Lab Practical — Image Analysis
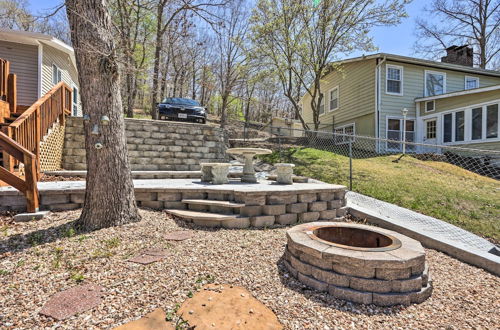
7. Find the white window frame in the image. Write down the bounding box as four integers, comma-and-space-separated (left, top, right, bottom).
328, 86, 339, 112
386, 64, 403, 96
424, 70, 446, 97
385, 116, 416, 152
72, 83, 79, 116
419, 99, 500, 145
333, 123, 356, 144
52, 63, 62, 85
425, 100, 435, 113
464, 76, 479, 90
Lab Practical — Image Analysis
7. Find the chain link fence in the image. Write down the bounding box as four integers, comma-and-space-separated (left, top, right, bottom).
260, 126, 500, 187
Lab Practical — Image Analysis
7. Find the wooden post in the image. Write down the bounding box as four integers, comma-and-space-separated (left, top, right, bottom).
60, 85, 66, 126
2, 126, 14, 172
35, 107, 41, 178
7, 73, 16, 113
23, 153, 39, 212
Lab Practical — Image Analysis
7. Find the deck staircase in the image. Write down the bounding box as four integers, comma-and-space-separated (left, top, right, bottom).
0, 58, 72, 212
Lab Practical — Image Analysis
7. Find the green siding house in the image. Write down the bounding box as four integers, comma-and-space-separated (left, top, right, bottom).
301, 48, 500, 151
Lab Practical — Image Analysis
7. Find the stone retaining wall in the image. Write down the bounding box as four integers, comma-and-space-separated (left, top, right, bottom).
62, 117, 227, 171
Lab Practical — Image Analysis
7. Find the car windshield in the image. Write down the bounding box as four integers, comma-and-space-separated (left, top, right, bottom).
162, 98, 200, 106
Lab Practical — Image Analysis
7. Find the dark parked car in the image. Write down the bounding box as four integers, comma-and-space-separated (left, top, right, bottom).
157, 98, 207, 124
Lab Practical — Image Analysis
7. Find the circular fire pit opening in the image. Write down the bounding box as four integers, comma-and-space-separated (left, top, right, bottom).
311, 226, 402, 251
284, 222, 433, 306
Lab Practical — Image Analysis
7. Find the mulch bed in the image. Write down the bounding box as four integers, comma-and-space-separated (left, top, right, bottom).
0, 209, 498, 329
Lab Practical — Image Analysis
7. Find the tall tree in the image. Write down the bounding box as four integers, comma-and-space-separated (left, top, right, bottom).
66, 0, 140, 230
415, 0, 500, 69
251, 0, 410, 130
214, 0, 249, 127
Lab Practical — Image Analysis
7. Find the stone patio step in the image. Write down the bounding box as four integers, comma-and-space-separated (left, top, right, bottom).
165, 209, 250, 228
181, 199, 245, 208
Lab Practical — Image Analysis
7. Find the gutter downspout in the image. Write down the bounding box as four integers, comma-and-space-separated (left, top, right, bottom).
375, 56, 386, 152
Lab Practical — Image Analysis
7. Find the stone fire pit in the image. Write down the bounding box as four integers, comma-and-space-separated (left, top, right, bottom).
284, 222, 432, 306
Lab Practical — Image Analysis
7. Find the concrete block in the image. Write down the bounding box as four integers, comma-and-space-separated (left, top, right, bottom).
41, 194, 69, 205
332, 263, 375, 279
298, 273, 328, 292
275, 213, 297, 225
14, 211, 49, 222
262, 204, 286, 216
298, 212, 320, 223
328, 200, 342, 210
48, 203, 81, 211
309, 201, 327, 212
290, 254, 312, 276
334, 190, 346, 200
141, 200, 164, 210
135, 192, 157, 201
372, 292, 411, 306
311, 266, 350, 287
318, 192, 336, 201
182, 192, 206, 200
240, 206, 262, 217
376, 267, 412, 280
336, 207, 348, 217
319, 210, 337, 220
286, 203, 308, 214
70, 194, 85, 204
221, 217, 250, 229
350, 276, 392, 293
298, 193, 317, 203
329, 285, 372, 304
267, 194, 298, 205
164, 202, 186, 209
250, 215, 275, 228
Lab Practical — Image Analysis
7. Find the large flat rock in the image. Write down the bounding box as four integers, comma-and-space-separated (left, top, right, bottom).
114, 308, 173, 330
177, 284, 282, 329
39, 284, 104, 320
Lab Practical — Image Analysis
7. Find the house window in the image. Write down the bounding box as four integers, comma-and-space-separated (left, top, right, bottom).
386, 65, 403, 95
318, 93, 325, 115
465, 76, 479, 90
486, 104, 498, 139
52, 64, 62, 85
471, 107, 483, 140
329, 87, 339, 111
334, 124, 355, 144
443, 113, 452, 143
425, 71, 445, 96
455, 111, 465, 142
425, 100, 435, 112
387, 118, 415, 151
425, 120, 437, 140
72, 86, 78, 116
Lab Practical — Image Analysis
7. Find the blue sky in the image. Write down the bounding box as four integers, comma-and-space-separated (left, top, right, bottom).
29, 0, 429, 57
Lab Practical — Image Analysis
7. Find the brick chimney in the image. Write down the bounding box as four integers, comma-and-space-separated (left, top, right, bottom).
441, 45, 473, 67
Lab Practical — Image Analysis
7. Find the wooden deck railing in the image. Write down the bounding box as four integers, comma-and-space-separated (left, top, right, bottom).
0, 131, 38, 212
0, 59, 8, 100
5, 82, 72, 175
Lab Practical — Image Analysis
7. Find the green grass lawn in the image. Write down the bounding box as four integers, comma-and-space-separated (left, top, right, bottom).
262, 148, 500, 242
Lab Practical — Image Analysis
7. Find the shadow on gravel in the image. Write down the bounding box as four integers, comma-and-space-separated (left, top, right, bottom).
275, 255, 408, 316
0, 218, 93, 255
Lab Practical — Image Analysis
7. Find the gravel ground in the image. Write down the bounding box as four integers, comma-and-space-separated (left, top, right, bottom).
0, 210, 499, 329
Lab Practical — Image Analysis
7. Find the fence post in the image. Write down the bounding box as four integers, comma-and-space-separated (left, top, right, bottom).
348, 139, 353, 191
278, 126, 282, 162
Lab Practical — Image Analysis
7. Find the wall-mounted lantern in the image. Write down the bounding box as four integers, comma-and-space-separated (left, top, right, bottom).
101, 115, 110, 126
91, 124, 99, 135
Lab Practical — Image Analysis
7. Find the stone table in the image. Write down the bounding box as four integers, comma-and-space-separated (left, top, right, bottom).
227, 147, 272, 183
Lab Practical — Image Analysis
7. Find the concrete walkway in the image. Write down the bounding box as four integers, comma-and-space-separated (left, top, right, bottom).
347, 191, 500, 276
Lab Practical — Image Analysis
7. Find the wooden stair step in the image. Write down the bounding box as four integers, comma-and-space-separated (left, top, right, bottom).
165, 209, 250, 229
181, 199, 245, 208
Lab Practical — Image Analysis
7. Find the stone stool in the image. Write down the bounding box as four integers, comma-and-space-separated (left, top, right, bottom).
211, 163, 231, 184
200, 163, 215, 182
275, 163, 295, 184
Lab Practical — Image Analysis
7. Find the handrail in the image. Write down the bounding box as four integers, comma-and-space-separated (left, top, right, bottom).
0, 131, 39, 212
5, 81, 72, 175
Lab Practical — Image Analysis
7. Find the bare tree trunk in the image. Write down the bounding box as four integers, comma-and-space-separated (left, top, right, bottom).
66, 0, 140, 230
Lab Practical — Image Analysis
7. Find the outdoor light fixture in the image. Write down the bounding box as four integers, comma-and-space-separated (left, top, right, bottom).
94, 142, 103, 150
83, 114, 90, 122
91, 124, 99, 135
100, 115, 110, 125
